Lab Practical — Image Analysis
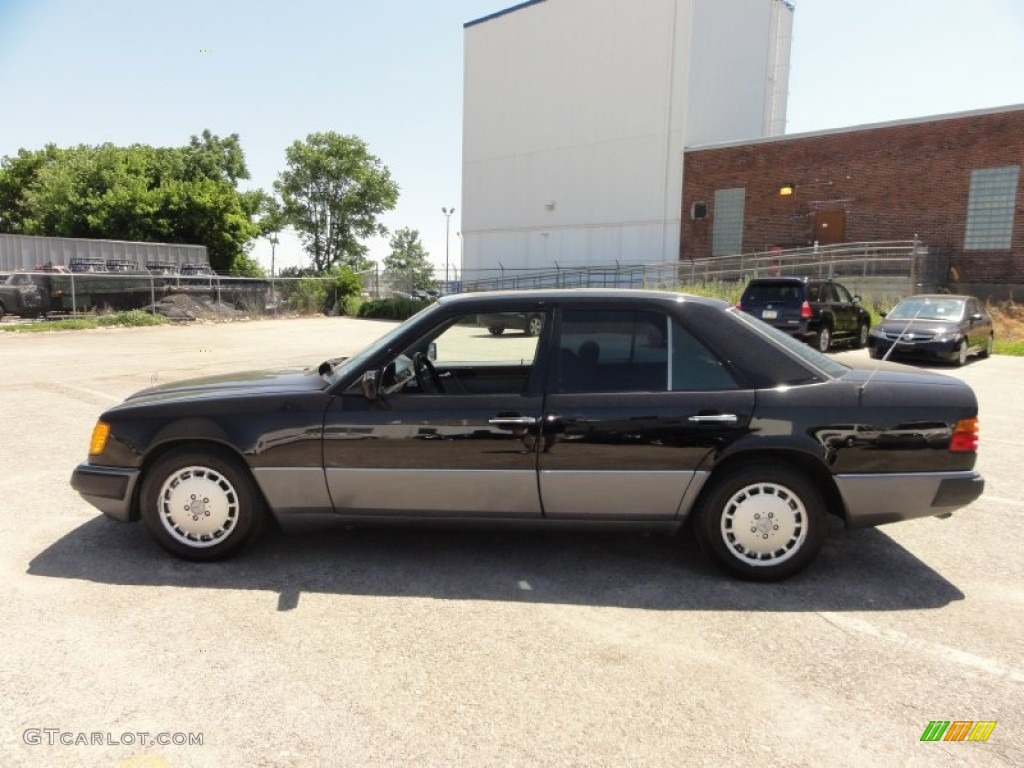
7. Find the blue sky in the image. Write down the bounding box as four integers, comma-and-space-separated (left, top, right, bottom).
2, 0, 1023, 275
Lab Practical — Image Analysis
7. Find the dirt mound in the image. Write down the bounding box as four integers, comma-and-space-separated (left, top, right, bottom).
146, 293, 249, 322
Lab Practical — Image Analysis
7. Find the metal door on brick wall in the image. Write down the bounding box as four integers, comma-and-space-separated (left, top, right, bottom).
813, 211, 846, 245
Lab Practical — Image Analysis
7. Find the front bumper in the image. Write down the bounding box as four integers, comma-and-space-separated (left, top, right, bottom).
868, 337, 958, 362
835, 471, 984, 528
70, 463, 140, 522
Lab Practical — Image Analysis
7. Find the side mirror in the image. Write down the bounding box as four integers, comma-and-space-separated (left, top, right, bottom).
361, 369, 380, 401
970, 312, 983, 322
852, 295, 862, 304
427, 342, 437, 361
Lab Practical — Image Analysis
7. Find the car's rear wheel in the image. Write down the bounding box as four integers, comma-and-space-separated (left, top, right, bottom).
814, 324, 832, 353
955, 339, 969, 367
487, 326, 505, 336
695, 462, 827, 581
139, 447, 266, 561
0, 303, 5, 322
526, 314, 544, 337
854, 322, 869, 349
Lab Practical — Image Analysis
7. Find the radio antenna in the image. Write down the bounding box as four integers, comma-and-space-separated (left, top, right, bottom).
859, 297, 932, 396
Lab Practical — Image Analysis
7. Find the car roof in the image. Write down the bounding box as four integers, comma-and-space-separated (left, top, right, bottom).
437, 288, 727, 307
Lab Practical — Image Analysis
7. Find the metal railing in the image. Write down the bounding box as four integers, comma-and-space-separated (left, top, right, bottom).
458, 240, 944, 297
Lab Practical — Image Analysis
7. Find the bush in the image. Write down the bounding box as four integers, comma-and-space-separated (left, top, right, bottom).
97, 310, 168, 327
286, 278, 329, 314
357, 297, 431, 320
342, 294, 364, 317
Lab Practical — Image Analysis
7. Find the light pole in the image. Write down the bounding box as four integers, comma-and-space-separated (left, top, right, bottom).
442, 206, 455, 288
268, 234, 279, 315
268, 234, 278, 277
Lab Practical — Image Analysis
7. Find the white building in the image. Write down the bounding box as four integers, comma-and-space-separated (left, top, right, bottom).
461, 0, 794, 281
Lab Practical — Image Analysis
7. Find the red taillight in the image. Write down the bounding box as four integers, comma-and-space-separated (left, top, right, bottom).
800, 300, 812, 319
949, 417, 979, 453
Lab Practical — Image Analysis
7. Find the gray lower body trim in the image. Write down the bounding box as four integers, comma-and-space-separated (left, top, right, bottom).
540, 470, 702, 520
835, 471, 984, 528
325, 468, 542, 518
252, 467, 334, 524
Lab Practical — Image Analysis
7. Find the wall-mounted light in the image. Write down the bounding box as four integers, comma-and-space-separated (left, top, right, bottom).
544, 200, 556, 211
779, 183, 795, 196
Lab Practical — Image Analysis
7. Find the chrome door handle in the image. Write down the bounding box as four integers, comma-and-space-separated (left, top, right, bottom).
489, 416, 539, 426
687, 414, 738, 424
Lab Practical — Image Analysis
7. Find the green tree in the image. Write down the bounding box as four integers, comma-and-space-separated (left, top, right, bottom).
383, 227, 435, 292
274, 132, 399, 273
0, 132, 263, 271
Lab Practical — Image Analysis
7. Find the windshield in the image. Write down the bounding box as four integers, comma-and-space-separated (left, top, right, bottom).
887, 297, 965, 322
325, 301, 442, 383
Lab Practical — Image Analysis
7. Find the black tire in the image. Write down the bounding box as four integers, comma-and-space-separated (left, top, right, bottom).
813, 324, 832, 353
525, 314, 544, 337
854, 322, 869, 349
954, 340, 968, 367
139, 446, 267, 561
487, 326, 505, 336
0, 302, 5, 322
694, 462, 828, 581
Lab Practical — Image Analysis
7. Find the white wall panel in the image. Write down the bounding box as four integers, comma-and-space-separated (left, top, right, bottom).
462, 0, 793, 277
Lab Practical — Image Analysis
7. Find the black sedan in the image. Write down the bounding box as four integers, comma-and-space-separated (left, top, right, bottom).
868, 294, 994, 366
71, 289, 984, 581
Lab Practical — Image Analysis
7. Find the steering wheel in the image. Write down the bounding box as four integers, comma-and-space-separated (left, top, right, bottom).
413, 352, 444, 393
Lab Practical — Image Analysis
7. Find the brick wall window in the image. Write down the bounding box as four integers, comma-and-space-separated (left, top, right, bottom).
712, 188, 745, 257
964, 166, 1019, 250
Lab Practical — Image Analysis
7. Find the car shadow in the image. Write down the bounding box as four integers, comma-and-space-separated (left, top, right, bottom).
27, 517, 964, 613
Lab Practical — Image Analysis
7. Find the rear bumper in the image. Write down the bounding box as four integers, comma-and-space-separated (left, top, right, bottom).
835, 471, 984, 528
70, 463, 140, 522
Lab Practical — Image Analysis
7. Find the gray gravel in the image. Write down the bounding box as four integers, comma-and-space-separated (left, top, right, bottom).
0, 318, 1021, 767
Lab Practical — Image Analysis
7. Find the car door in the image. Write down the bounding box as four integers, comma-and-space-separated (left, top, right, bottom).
537, 304, 755, 520
965, 297, 991, 351
321, 304, 548, 518
828, 283, 855, 338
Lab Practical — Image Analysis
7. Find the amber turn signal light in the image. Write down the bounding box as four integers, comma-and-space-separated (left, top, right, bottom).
88, 421, 111, 456
949, 417, 979, 453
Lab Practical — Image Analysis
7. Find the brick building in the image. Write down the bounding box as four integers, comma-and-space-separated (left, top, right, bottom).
681, 105, 1024, 298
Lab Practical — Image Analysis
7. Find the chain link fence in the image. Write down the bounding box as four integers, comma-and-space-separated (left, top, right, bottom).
1, 241, 951, 321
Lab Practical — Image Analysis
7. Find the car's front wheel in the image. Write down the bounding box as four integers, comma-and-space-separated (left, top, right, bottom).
955, 339, 969, 367
139, 446, 267, 561
695, 462, 827, 581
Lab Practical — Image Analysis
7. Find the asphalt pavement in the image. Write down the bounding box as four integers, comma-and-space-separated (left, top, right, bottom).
0, 318, 1021, 767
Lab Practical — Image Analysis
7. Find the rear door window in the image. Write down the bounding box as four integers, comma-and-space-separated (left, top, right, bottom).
555, 309, 737, 393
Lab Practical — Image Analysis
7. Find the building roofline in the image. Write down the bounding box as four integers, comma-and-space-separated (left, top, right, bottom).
685, 102, 1024, 152
464, 0, 547, 29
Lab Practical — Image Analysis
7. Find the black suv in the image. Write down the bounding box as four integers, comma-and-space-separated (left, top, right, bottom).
738, 277, 870, 352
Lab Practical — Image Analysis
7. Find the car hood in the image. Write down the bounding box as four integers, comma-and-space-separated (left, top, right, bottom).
875, 318, 961, 336
122, 366, 330, 405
